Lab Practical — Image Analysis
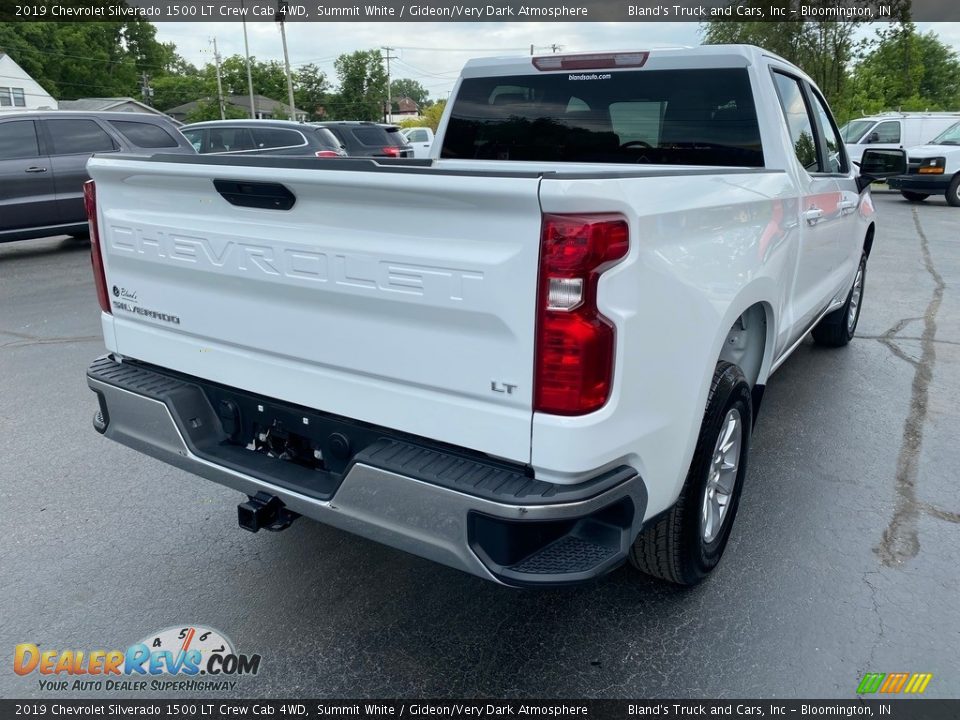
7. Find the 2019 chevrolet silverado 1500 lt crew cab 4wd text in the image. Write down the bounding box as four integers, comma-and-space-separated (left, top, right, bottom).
84, 46, 904, 587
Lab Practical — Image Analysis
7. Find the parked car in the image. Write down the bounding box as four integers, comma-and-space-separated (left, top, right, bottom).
400, 126, 434, 158
839, 112, 960, 165
313, 121, 413, 158
380, 124, 414, 158
0, 111, 193, 243
84, 46, 904, 587
180, 120, 346, 158
887, 120, 960, 206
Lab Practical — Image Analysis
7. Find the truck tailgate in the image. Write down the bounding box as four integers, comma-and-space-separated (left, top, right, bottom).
87, 157, 544, 463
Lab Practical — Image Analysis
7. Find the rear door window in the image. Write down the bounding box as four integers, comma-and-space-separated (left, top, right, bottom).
0, 120, 40, 160
181, 128, 203, 152
808, 88, 848, 174
250, 128, 305, 149
441, 68, 763, 166
45, 119, 117, 155
772, 73, 819, 172
109, 120, 180, 149
206, 127, 254, 153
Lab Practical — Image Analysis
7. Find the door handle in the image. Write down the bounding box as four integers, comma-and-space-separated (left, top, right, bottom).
803, 207, 823, 225
838, 199, 857, 214
25, 166, 48, 173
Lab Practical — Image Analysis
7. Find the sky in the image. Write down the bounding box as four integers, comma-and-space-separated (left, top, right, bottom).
156, 21, 960, 102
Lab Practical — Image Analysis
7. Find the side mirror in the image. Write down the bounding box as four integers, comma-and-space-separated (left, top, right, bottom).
857, 148, 907, 193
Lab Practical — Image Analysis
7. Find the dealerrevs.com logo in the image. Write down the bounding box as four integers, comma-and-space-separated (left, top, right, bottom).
13, 625, 261, 692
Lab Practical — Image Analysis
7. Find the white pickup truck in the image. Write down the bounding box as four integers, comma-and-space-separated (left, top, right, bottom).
85, 46, 904, 587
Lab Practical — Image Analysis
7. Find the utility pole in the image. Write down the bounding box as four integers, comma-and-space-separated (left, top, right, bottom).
550, 44, 563, 53
139, 72, 153, 106
530, 44, 534, 55
211, 37, 226, 120
381, 46, 397, 123
241, 0, 256, 119
277, 0, 297, 121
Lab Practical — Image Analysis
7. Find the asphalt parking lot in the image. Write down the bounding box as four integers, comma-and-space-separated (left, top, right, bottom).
1, 192, 958, 700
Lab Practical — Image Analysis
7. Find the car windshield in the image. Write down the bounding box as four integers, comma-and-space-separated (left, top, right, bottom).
839, 120, 874, 143
930, 121, 960, 145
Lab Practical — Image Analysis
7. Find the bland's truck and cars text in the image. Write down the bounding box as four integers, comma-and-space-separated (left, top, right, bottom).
83, 46, 905, 587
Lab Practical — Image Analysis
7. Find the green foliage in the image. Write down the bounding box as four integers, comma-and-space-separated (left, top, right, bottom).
329, 50, 388, 120
701, 10, 959, 125
390, 78, 430, 109
701, 14, 866, 108
396, 118, 425, 129
0, 21, 177, 101
294, 63, 330, 119
152, 73, 211, 113
420, 100, 446, 132
213, 55, 288, 101
838, 24, 960, 121
184, 99, 247, 123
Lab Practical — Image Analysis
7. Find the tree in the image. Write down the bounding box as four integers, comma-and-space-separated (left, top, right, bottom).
841, 24, 960, 119
295, 64, 330, 119
0, 21, 173, 101
214, 55, 288, 100
701, 1, 913, 115
184, 99, 247, 123
390, 78, 430, 110
702, 15, 860, 108
152, 73, 211, 113
420, 100, 446, 132
330, 49, 388, 120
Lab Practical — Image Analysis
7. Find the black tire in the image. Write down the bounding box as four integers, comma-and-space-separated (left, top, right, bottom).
900, 191, 929, 202
812, 253, 866, 347
629, 362, 752, 586
947, 175, 960, 208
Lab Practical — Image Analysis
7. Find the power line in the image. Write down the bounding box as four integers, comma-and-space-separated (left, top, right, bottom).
392, 58, 459, 80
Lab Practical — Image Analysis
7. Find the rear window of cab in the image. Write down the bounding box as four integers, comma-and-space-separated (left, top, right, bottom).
442, 68, 763, 167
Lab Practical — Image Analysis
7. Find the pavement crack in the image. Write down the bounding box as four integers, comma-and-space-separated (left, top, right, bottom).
875, 317, 922, 367
874, 208, 945, 568
0, 335, 102, 350
861, 571, 886, 670
920, 503, 960, 525
858, 334, 960, 348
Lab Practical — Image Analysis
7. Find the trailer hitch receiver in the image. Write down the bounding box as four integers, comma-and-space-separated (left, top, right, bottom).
238, 492, 299, 533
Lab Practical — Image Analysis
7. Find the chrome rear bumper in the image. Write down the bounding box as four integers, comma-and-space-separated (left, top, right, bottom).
88, 355, 647, 586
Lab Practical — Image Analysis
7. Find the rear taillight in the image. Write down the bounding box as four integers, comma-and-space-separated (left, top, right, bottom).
315, 150, 340, 158
83, 180, 111, 315
382, 146, 400, 157
534, 213, 629, 415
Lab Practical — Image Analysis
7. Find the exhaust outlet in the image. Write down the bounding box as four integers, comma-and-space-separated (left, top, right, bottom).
238, 492, 299, 533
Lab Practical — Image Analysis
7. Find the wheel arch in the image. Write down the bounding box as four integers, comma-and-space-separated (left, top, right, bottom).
712, 285, 779, 424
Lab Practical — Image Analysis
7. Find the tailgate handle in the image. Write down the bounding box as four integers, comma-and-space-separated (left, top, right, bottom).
213, 179, 296, 211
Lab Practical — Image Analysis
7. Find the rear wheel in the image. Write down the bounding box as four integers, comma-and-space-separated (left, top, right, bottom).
629, 362, 752, 586
947, 175, 960, 208
900, 191, 929, 202
812, 254, 865, 347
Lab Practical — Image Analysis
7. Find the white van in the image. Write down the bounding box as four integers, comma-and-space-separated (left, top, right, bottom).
888, 120, 960, 207
841, 112, 960, 164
